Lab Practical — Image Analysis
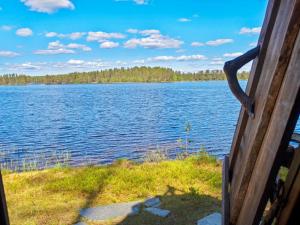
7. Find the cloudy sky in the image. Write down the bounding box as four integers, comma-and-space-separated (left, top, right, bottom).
0, 0, 267, 75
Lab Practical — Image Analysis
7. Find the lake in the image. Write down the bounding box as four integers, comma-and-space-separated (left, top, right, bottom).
0, 81, 298, 169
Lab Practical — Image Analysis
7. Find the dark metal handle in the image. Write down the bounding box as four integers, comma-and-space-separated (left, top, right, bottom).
223, 46, 260, 118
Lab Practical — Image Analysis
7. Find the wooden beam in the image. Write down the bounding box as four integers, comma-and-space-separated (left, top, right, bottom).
276, 149, 300, 225
229, 0, 280, 179
222, 155, 230, 225
229, 0, 300, 223
0, 171, 9, 225
236, 20, 300, 225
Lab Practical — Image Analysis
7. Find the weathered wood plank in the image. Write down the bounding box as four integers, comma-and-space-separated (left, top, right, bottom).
222, 155, 230, 225
229, 0, 280, 179
229, 0, 300, 223
236, 22, 300, 225
276, 149, 300, 225
0, 171, 10, 225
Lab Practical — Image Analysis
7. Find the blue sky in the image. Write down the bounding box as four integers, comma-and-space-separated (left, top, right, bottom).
0, 0, 267, 75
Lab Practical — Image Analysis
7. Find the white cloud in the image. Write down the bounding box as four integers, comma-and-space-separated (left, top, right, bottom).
206, 39, 233, 46
18, 63, 41, 70
150, 56, 176, 61
34, 40, 90, 55
191, 39, 234, 47
0, 51, 20, 57
7, 59, 108, 74
139, 29, 160, 36
45, 32, 85, 40
239, 27, 261, 34
21, 0, 75, 14
133, 59, 146, 64
45, 32, 58, 37
176, 49, 186, 53
212, 57, 223, 61
223, 52, 243, 57
87, 31, 126, 42
34, 48, 75, 55
116, 60, 127, 65
249, 42, 257, 47
210, 61, 224, 65
1, 25, 13, 31
177, 55, 206, 61
178, 18, 191, 22
64, 59, 106, 68
67, 59, 85, 65
124, 32, 183, 49
127, 29, 139, 34
191, 42, 204, 47
48, 40, 64, 49
68, 32, 85, 40
67, 43, 91, 51
115, 0, 148, 5
148, 54, 206, 62
134, 0, 148, 5
16, 28, 33, 37
100, 41, 119, 49
126, 29, 160, 36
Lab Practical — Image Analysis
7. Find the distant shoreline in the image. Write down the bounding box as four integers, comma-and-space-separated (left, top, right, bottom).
0, 79, 248, 86
0, 66, 249, 86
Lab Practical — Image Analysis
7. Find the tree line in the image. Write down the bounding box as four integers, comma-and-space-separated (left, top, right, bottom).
0, 67, 249, 85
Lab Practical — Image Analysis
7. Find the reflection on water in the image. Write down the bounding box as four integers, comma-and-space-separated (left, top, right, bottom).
0, 81, 299, 169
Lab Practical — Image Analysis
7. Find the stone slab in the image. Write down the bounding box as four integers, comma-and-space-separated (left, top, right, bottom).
74, 222, 87, 225
197, 213, 221, 225
80, 201, 141, 222
144, 207, 170, 217
144, 197, 161, 207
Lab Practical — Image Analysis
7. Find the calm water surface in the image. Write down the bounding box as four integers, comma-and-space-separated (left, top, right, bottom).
0, 81, 298, 168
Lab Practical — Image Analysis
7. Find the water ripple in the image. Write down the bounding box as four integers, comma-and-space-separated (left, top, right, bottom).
0, 81, 299, 169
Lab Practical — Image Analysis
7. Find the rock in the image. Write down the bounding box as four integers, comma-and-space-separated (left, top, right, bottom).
144, 197, 161, 207
197, 213, 221, 225
144, 207, 170, 218
80, 201, 141, 222
74, 222, 87, 225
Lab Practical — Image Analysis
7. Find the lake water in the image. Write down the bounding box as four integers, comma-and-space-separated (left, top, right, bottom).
0, 81, 298, 169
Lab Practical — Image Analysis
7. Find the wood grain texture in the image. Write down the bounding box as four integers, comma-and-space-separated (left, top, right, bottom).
229, 0, 300, 223
236, 18, 300, 225
276, 150, 300, 225
0, 171, 10, 225
222, 156, 230, 225
229, 0, 280, 180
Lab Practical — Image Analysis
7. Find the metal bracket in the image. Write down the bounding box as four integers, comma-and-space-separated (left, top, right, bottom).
223, 46, 260, 118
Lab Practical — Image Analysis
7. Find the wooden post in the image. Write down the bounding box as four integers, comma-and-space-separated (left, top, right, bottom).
276, 149, 300, 225
228, 0, 300, 224
228, 0, 280, 179
0, 171, 9, 225
222, 156, 230, 225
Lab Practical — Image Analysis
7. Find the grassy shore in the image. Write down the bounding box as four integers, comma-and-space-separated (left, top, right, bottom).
3, 153, 222, 225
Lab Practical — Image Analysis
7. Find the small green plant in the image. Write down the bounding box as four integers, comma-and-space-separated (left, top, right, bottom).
176, 122, 192, 159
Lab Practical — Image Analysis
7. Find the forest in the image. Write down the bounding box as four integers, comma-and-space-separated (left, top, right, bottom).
0, 67, 249, 85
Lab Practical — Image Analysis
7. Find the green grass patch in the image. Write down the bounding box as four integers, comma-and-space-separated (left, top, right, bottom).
3, 154, 222, 225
